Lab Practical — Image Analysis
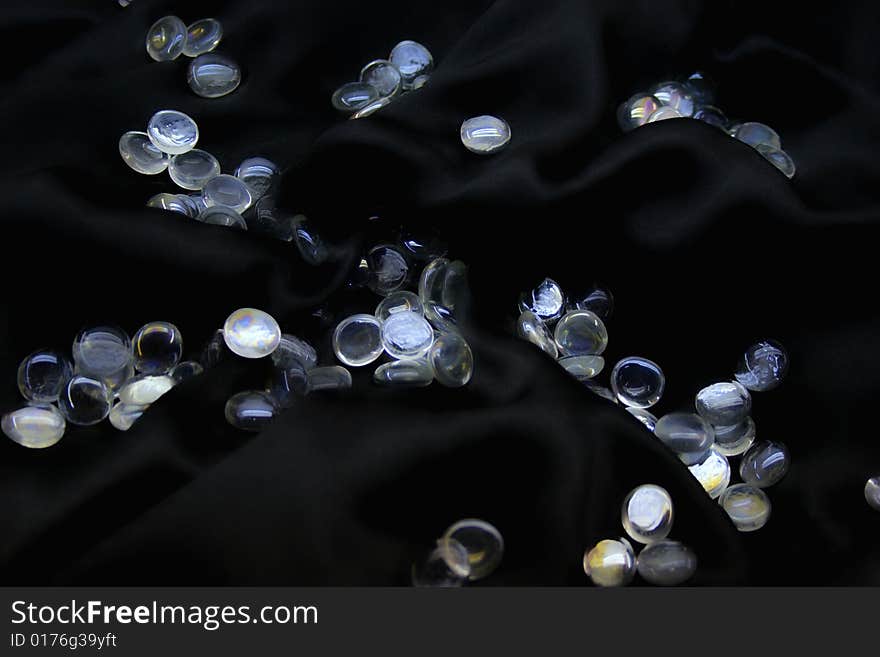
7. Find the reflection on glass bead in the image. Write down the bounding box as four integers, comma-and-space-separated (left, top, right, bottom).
865, 477, 880, 512
333, 314, 384, 367
740, 441, 790, 488
621, 484, 673, 544
183, 18, 223, 57
234, 157, 278, 200
424, 301, 459, 335
693, 105, 727, 129
17, 349, 72, 403
272, 334, 318, 371
170, 360, 204, 384
516, 310, 558, 358
147, 192, 197, 217
366, 245, 409, 296
203, 174, 253, 213
688, 447, 731, 499
400, 228, 447, 262
712, 417, 756, 456
145, 15, 186, 62
2, 405, 65, 448
569, 284, 613, 319
147, 110, 199, 155
460, 115, 511, 155
429, 333, 473, 387
443, 519, 503, 580
650, 81, 695, 117
225, 390, 278, 432
412, 538, 471, 587
168, 149, 220, 190
119, 131, 169, 175
637, 540, 697, 586
269, 361, 308, 407
118, 374, 175, 406
520, 280, 564, 322
695, 381, 751, 426
389, 40, 433, 89
755, 144, 796, 179
132, 321, 183, 374
360, 59, 402, 98
223, 308, 281, 359
735, 340, 788, 392
419, 257, 450, 306
73, 326, 132, 381
610, 357, 664, 408
293, 215, 329, 265
374, 358, 434, 387
57, 375, 113, 426
187, 53, 241, 98
331, 82, 380, 112
108, 402, 147, 431
583, 538, 636, 587
381, 311, 434, 359
647, 106, 683, 123
626, 407, 658, 432
719, 483, 771, 532
350, 96, 393, 120
654, 412, 714, 465
617, 94, 660, 131
558, 355, 604, 380
197, 205, 247, 229
376, 291, 424, 323
734, 122, 781, 150
554, 311, 608, 357
307, 365, 352, 391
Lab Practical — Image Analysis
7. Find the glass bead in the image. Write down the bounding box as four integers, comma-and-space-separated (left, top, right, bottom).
569, 284, 613, 319
187, 53, 241, 98
688, 447, 731, 499
57, 374, 113, 426
519, 278, 566, 324
424, 301, 459, 335
170, 360, 204, 384
683, 71, 715, 106
306, 365, 352, 392
389, 40, 433, 89
147, 192, 197, 217
366, 245, 409, 296
225, 390, 278, 432
735, 340, 788, 392
440, 260, 468, 312
626, 407, 658, 432
693, 105, 727, 129
376, 291, 424, 323
333, 314, 384, 367
374, 358, 434, 387
108, 402, 147, 431
865, 476, 880, 512
72, 325, 132, 381
223, 308, 282, 359
197, 205, 247, 229
712, 417, 756, 456
175, 193, 204, 217
147, 110, 199, 155
350, 96, 393, 120
2, 405, 65, 448
419, 257, 450, 306
740, 440, 790, 488
429, 333, 473, 388
719, 483, 771, 532
558, 355, 604, 380
331, 82, 379, 112
647, 106, 683, 123
203, 174, 253, 213
443, 519, 503, 580
293, 215, 329, 265
381, 311, 434, 359
145, 15, 186, 62
734, 122, 781, 150
412, 538, 471, 587
460, 115, 512, 155
201, 329, 229, 368
755, 144, 796, 179
119, 131, 169, 175
272, 334, 318, 371
412, 74, 430, 90
17, 349, 72, 403
583, 538, 636, 587
610, 357, 664, 408
183, 18, 223, 57
249, 196, 295, 241
636, 540, 697, 586
617, 94, 661, 131
621, 484, 673, 544
399, 228, 447, 262
168, 149, 220, 190
554, 310, 608, 357
649, 81, 695, 117
516, 310, 558, 358
654, 412, 715, 465
360, 59, 402, 98
584, 381, 617, 403
117, 374, 175, 406
695, 381, 751, 426
234, 157, 278, 200
269, 361, 309, 407
132, 321, 183, 374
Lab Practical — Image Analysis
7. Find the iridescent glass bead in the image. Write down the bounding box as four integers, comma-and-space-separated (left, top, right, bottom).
187, 53, 241, 98
719, 483, 771, 532
119, 131, 169, 175
389, 40, 433, 89
735, 340, 788, 392
17, 349, 72, 403
197, 205, 247, 229
695, 381, 751, 426
108, 402, 147, 431
516, 310, 558, 358
734, 122, 781, 149
170, 360, 204, 384
203, 174, 253, 213
333, 314, 384, 367
118, 374, 175, 406
712, 417, 756, 456
225, 390, 278, 432
688, 447, 731, 499
865, 476, 880, 512
2, 405, 65, 448
621, 484, 673, 544
375, 291, 424, 323
569, 284, 613, 320
610, 357, 664, 408
740, 441, 790, 488
647, 106, 683, 123
272, 334, 318, 371
147, 110, 199, 155
183, 18, 223, 57
636, 540, 697, 586
57, 375, 113, 426
617, 94, 660, 131
293, 215, 329, 265
460, 115, 511, 154
755, 144, 796, 179
429, 333, 473, 388
147, 192, 197, 217
366, 245, 409, 296
381, 311, 434, 359
626, 407, 659, 432
443, 519, 503, 580
554, 311, 608, 356
72, 326, 132, 383
419, 258, 450, 306
583, 538, 636, 587
412, 538, 471, 587
360, 59, 402, 98
145, 16, 186, 62
234, 157, 278, 199
223, 308, 281, 359
168, 149, 220, 190
520, 278, 563, 323
331, 82, 379, 112
350, 97, 393, 120
132, 321, 183, 374
307, 365, 352, 391
693, 105, 727, 129
654, 412, 714, 465
558, 355, 604, 380
649, 81, 695, 117
373, 358, 434, 387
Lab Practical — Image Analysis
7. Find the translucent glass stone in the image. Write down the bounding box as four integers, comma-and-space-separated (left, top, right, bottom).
373, 358, 434, 387
145, 15, 186, 62
460, 115, 512, 155
719, 483, 771, 532
440, 260, 468, 312
57, 375, 113, 426
223, 308, 282, 359
376, 291, 424, 323
249, 196, 295, 241
412, 75, 430, 90
683, 71, 715, 106
424, 301, 459, 335
569, 284, 613, 320
558, 355, 604, 380
187, 53, 241, 98
554, 311, 608, 357
610, 357, 664, 408
234, 157, 278, 200
389, 40, 433, 89
735, 340, 788, 392
203, 174, 253, 213
183, 18, 223, 57
419, 257, 450, 306
366, 245, 409, 296
108, 402, 147, 431
712, 417, 756, 456
617, 94, 661, 131
443, 519, 503, 580
626, 407, 659, 432
584, 381, 618, 404
147, 193, 197, 217
583, 538, 636, 587
647, 106, 684, 123
269, 361, 309, 407
350, 96, 393, 120
649, 81, 695, 117
147, 110, 199, 155
399, 227, 448, 263
519, 278, 566, 324
197, 205, 247, 229
695, 381, 751, 426
175, 193, 203, 217
756, 144, 796, 179
170, 360, 204, 384
516, 310, 558, 358
654, 413, 715, 465
72, 326, 132, 382
412, 538, 471, 588
272, 334, 318, 371
621, 484, 674, 544
168, 149, 220, 190
293, 215, 329, 265
200, 329, 229, 368
381, 311, 434, 359
429, 333, 473, 388
2, 405, 65, 448
636, 540, 697, 586
865, 476, 880, 512
740, 441, 790, 488
119, 131, 169, 175
225, 390, 278, 432
688, 447, 731, 499
360, 59, 402, 98
333, 314, 384, 367
132, 321, 183, 374
734, 122, 781, 150
117, 374, 174, 406
331, 82, 380, 112
306, 365, 352, 392
17, 349, 72, 403
693, 105, 727, 129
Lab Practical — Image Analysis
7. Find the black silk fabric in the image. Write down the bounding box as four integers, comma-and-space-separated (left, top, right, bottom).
1, 0, 879, 585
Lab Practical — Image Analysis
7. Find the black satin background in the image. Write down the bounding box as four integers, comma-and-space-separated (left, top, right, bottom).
0, 0, 878, 585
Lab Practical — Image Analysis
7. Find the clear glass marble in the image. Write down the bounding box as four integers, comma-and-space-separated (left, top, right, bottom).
740, 441, 790, 488
429, 333, 473, 387
197, 205, 247, 229
373, 358, 434, 387
57, 374, 113, 426
695, 381, 751, 426
183, 18, 223, 57
712, 417, 756, 456
119, 131, 169, 175
636, 540, 697, 586
234, 157, 278, 200
554, 311, 608, 357
147, 110, 199, 155
755, 144, 796, 179
269, 361, 309, 407
147, 193, 197, 217
516, 310, 558, 358
389, 40, 433, 89
170, 360, 204, 384
569, 284, 613, 320
375, 291, 424, 323
583, 538, 636, 587
734, 122, 781, 149
108, 402, 147, 431
272, 334, 318, 371
360, 59, 402, 98
306, 365, 352, 392
223, 308, 281, 359
653, 412, 715, 465
419, 258, 450, 306
647, 106, 684, 123
132, 321, 183, 374
558, 355, 604, 380
693, 105, 727, 129
460, 115, 511, 155
688, 447, 731, 499
333, 314, 384, 367
366, 245, 409, 296
350, 96, 393, 120
734, 340, 788, 392
610, 357, 664, 408
72, 325, 132, 383
865, 476, 880, 512
331, 82, 380, 112
17, 349, 72, 403
443, 519, 503, 580
2, 405, 66, 448
225, 390, 278, 432
617, 94, 660, 131
203, 174, 253, 213
621, 484, 674, 544
118, 374, 175, 406
649, 81, 695, 117
187, 53, 241, 98
145, 15, 186, 62
719, 483, 771, 532
626, 407, 658, 432
412, 538, 471, 587
381, 311, 434, 359
168, 149, 220, 190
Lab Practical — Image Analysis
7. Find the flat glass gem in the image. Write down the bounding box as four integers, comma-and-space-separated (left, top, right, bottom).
223, 308, 282, 359
443, 519, 503, 580
424, 301, 459, 335
621, 484, 674, 544
688, 447, 731, 499
350, 96, 393, 120
234, 157, 278, 199
460, 115, 512, 154
293, 215, 329, 265
269, 361, 309, 407
375, 291, 424, 323
756, 144, 796, 179
412, 538, 471, 587
519, 278, 566, 323
331, 82, 380, 112
200, 329, 229, 368
168, 149, 220, 190
583, 539, 636, 587
649, 81, 695, 117
147, 193, 196, 217
429, 333, 473, 388
617, 94, 661, 131
554, 310, 608, 357
440, 260, 468, 312
570, 284, 613, 319
865, 476, 880, 512
17, 349, 72, 403
381, 311, 434, 359
187, 53, 241, 98
108, 403, 147, 431
735, 340, 789, 392
198, 205, 247, 229
147, 110, 199, 155
654, 413, 715, 465
57, 375, 113, 426
183, 18, 223, 57
719, 483, 771, 532
712, 417, 756, 456
119, 131, 169, 174
695, 381, 751, 426
203, 174, 253, 213
2, 405, 66, 448
584, 381, 617, 404
145, 15, 186, 62
389, 40, 433, 88
175, 194, 203, 217
626, 407, 658, 432
610, 357, 664, 408
419, 258, 450, 306
360, 59, 402, 98
740, 441, 790, 488
636, 540, 697, 586
734, 122, 781, 149
132, 321, 183, 374
684, 71, 716, 106
306, 366, 352, 392
249, 196, 294, 240
118, 374, 175, 406
366, 245, 409, 296
170, 360, 204, 384
333, 314, 384, 367
72, 326, 132, 380
646, 106, 684, 122
374, 359, 434, 387
558, 355, 604, 380
272, 334, 318, 371
516, 310, 558, 358
693, 105, 727, 129
225, 391, 278, 432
